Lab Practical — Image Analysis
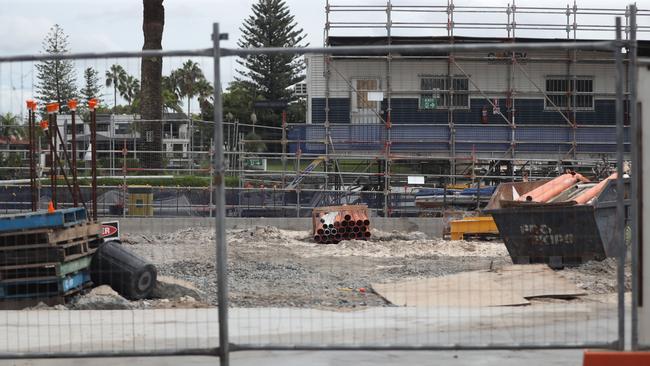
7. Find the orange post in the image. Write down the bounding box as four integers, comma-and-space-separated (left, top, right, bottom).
46, 102, 59, 114
67, 99, 78, 111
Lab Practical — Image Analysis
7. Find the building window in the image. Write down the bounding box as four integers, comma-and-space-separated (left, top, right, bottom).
65, 124, 84, 135
355, 79, 379, 109
545, 76, 594, 110
420, 76, 469, 110
114, 124, 131, 135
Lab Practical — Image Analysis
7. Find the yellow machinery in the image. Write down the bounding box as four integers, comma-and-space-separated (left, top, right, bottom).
128, 185, 154, 216
449, 216, 498, 240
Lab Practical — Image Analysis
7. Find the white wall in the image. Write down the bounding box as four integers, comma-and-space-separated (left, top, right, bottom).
307, 50, 617, 100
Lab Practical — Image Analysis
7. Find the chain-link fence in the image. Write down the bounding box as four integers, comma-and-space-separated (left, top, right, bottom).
0, 3, 642, 365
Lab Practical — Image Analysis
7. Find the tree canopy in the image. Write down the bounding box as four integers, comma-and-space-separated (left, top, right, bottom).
237, 0, 307, 102
80, 67, 102, 105
35, 24, 78, 110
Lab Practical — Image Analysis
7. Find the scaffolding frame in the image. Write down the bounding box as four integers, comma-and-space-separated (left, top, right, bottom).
314, 0, 648, 215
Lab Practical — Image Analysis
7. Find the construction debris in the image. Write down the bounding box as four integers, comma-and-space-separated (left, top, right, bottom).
372, 272, 531, 307
372, 264, 586, 308
70, 285, 134, 310
150, 275, 205, 301
312, 204, 371, 244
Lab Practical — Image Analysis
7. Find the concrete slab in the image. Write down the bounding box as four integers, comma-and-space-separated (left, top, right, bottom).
0, 303, 618, 354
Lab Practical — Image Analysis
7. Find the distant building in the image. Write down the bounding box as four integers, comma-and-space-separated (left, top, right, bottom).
54, 113, 192, 169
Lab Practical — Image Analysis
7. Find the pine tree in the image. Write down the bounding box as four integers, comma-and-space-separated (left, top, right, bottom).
80, 67, 102, 104
237, 0, 307, 102
35, 24, 78, 109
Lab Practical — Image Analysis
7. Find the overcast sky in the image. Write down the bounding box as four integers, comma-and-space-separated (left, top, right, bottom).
0, 0, 643, 118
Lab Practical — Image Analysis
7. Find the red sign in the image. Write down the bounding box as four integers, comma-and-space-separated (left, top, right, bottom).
101, 224, 118, 237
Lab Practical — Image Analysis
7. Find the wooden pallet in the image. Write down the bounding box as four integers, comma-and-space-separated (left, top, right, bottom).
0, 222, 100, 248
0, 282, 92, 310
0, 208, 87, 234
0, 255, 93, 282
0, 269, 91, 299
0, 238, 95, 266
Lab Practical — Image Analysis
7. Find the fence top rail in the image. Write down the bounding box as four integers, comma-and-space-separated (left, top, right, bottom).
0, 40, 619, 63
0, 48, 212, 63
221, 41, 618, 57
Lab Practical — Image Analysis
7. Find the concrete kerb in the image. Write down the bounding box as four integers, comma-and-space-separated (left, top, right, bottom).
106, 217, 445, 238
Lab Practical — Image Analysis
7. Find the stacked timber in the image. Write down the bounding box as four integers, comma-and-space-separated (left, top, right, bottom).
312, 205, 371, 244
0, 208, 99, 309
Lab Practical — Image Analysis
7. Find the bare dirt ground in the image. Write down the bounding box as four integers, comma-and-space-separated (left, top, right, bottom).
119, 225, 623, 308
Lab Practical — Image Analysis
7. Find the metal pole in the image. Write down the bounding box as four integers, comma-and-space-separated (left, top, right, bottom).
50, 112, 57, 209
614, 16, 626, 351
91, 108, 98, 221
212, 23, 230, 366
209, 139, 214, 218
27, 105, 37, 211
71, 107, 79, 207
123, 141, 127, 219
629, 4, 639, 350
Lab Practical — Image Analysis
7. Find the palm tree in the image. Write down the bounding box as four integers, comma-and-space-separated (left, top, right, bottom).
140, 0, 165, 169
195, 78, 213, 107
105, 64, 127, 111
162, 75, 183, 113
170, 60, 206, 118
0, 113, 25, 140
118, 75, 140, 108
170, 60, 209, 164
0, 113, 25, 166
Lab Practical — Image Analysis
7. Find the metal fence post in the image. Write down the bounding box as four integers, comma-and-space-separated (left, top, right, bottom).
212, 22, 230, 366
614, 16, 626, 351
628, 4, 639, 350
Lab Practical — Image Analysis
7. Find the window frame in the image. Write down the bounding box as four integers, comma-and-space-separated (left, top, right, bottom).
544, 75, 595, 111
419, 75, 470, 110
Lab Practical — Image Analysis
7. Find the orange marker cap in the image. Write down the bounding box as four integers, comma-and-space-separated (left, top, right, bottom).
40, 120, 49, 130
88, 98, 98, 111
67, 99, 78, 111
26, 99, 35, 110
46, 102, 59, 114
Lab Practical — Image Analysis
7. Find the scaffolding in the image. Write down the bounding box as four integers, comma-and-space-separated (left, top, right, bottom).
292, 0, 650, 215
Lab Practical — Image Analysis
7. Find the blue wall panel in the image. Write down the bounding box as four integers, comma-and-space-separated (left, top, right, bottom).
311, 98, 350, 123
311, 97, 616, 125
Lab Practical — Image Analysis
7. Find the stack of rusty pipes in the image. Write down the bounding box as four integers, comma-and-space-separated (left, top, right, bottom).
312, 205, 371, 244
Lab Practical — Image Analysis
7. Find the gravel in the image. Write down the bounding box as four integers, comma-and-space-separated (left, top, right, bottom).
558, 258, 631, 294
124, 226, 511, 308
122, 225, 627, 308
